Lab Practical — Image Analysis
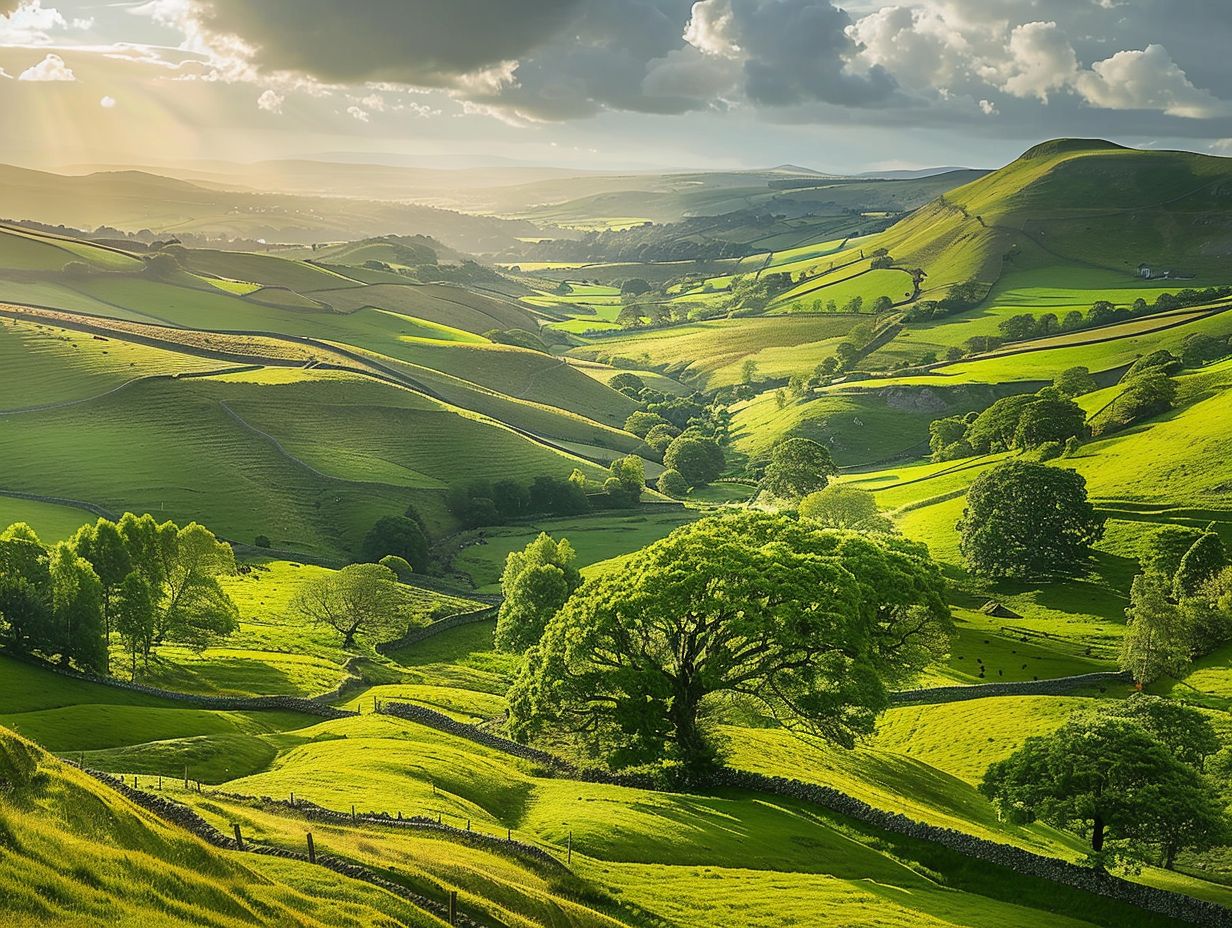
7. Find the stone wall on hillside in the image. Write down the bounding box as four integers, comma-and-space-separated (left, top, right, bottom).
890, 671, 1132, 705
377, 699, 1231, 928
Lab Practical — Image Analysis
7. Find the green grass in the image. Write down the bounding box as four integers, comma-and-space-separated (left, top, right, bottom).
0, 496, 95, 542
449, 509, 699, 591
770, 266, 916, 311
572, 315, 860, 388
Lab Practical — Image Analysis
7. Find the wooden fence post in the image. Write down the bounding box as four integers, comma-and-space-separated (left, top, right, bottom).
448, 890, 457, 925
351, 804, 357, 824
567, 830, 572, 864
306, 832, 315, 864
232, 824, 243, 850
183, 766, 189, 788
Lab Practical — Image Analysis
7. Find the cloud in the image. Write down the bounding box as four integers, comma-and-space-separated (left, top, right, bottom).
18, 51, 75, 81
0, 1, 89, 44
998, 21, 1078, 103
1075, 45, 1229, 119
979, 98, 997, 116
346, 104, 369, 122
687, 0, 896, 107
99, 94, 116, 108
256, 88, 284, 113
193, 0, 583, 88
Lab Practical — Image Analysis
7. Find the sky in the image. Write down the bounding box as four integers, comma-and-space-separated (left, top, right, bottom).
1, 0, 1231, 175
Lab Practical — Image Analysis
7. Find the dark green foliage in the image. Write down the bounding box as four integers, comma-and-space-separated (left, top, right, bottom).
360, 515, 429, 573
1091, 370, 1177, 436
982, 711, 1228, 868
254, 535, 272, 549
624, 410, 670, 438
663, 434, 724, 488
620, 278, 652, 296
529, 475, 590, 516
759, 437, 837, 502
957, 461, 1104, 579
378, 555, 415, 583
643, 423, 680, 457
1181, 333, 1228, 368
1011, 394, 1087, 450
1122, 350, 1181, 381
508, 513, 950, 776
608, 372, 645, 393
495, 533, 581, 653
657, 468, 688, 498
1140, 525, 1204, 578
1173, 533, 1227, 599
963, 395, 1036, 453
1054, 366, 1097, 397
604, 455, 645, 508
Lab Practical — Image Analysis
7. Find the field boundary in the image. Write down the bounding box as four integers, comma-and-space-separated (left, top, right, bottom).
376, 700, 1231, 928
80, 767, 489, 928
890, 671, 1131, 704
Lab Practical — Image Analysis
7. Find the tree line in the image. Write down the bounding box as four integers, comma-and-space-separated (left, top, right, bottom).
0, 515, 238, 676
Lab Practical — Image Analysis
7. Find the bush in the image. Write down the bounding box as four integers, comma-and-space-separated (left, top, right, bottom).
254, 535, 272, 549
663, 435, 724, 488
378, 555, 415, 583
359, 516, 430, 572
657, 469, 688, 498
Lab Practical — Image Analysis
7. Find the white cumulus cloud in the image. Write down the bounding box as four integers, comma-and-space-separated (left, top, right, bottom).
1075, 44, 1229, 118
257, 88, 284, 113
18, 52, 75, 81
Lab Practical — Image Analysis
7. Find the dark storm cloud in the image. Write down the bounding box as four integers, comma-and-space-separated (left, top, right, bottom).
198, 0, 585, 87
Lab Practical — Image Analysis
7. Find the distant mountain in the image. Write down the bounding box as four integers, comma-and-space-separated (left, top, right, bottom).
0, 163, 538, 252
856, 167, 983, 180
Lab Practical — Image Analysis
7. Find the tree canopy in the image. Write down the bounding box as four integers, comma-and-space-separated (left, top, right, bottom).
494, 533, 581, 653
759, 438, 837, 502
798, 485, 893, 533
292, 563, 405, 649
957, 461, 1104, 579
663, 434, 724, 488
982, 710, 1227, 869
360, 515, 430, 572
508, 513, 950, 776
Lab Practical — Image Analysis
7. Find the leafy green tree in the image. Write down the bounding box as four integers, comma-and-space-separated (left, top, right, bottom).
72, 518, 132, 638
964, 394, 1037, 453
508, 514, 950, 776
663, 435, 724, 488
621, 278, 651, 296
609, 372, 645, 393
292, 563, 405, 649
47, 543, 107, 673
1054, 366, 1097, 397
1011, 395, 1087, 450
1139, 525, 1204, 578
1181, 333, 1226, 368
928, 416, 969, 459
957, 461, 1104, 579
529, 475, 590, 515
1104, 694, 1221, 772
1120, 571, 1192, 685
360, 515, 429, 573
644, 422, 679, 456
798, 485, 893, 532
491, 479, 530, 521
114, 571, 155, 677
495, 533, 581, 653
740, 359, 759, 384
378, 555, 415, 583
149, 522, 238, 650
1173, 533, 1227, 599
871, 295, 894, 312
624, 410, 669, 438
0, 575, 50, 656
759, 438, 837, 502
605, 455, 645, 508
982, 715, 1226, 869
657, 468, 688, 498
1091, 370, 1177, 436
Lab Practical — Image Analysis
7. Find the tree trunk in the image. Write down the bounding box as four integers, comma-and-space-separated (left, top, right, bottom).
668, 679, 710, 777
1091, 814, 1105, 854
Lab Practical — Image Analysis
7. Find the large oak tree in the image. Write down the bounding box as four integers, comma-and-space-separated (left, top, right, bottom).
508, 513, 950, 775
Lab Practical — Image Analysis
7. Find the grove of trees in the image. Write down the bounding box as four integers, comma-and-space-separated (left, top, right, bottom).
0, 515, 239, 677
